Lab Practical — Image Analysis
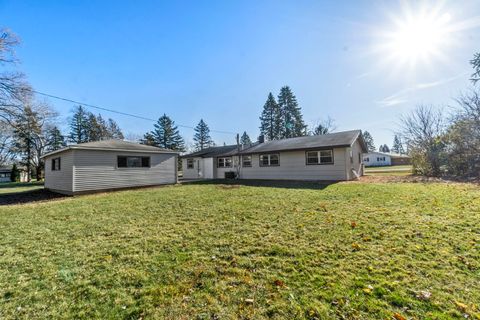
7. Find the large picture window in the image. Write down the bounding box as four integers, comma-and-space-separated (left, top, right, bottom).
117, 156, 150, 168
306, 150, 334, 165
51, 157, 61, 171
217, 157, 232, 168
259, 154, 279, 167
186, 158, 194, 169
242, 155, 252, 167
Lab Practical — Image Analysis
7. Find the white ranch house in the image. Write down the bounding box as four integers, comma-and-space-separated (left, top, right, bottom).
362, 151, 411, 167
181, 130, 367, 181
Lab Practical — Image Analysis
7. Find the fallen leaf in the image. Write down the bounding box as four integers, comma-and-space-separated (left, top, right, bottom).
455, 301, 468, 312
351, 221, 357, 229
352, 243, 361, 251
416, 290, 431, 301
273, 279, 285, 287
393, 312, 407, 320
244, 298, 254, 304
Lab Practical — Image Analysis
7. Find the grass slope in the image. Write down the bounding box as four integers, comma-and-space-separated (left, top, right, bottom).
0, 181, 479, 319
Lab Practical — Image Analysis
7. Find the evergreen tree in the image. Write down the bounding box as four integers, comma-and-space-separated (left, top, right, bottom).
362, 131, 376, 152
392, 135, 405, 154
107, 118, 124, 140
193, 119, 213, 151
69, 105, 89, 143
277, 86, 305, 138
259, 93, 281, 140
141, 132, 156, 146
379, 144, 390, 152
13, 106, 41, 182
86, 113, 103, 142
240, 131, 252, 146
45, 126, 66, 151
151, 114, 185, 151
10, 163, 19, 182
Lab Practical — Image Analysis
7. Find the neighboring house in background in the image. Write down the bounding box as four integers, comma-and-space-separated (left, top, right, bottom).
362, 152, 411, 167
41, 140, 178, 195
181, 130, 367, 181
0, 166, 28, 183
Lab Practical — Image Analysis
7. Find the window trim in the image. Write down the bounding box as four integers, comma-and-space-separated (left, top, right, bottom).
186, 158, 194, 169
217, 157, 233, 168
51, 157, 61, 171
305, 149, 334, 165
117, 155, 151, 169
242, 155, 252, 167
259, 153, 280, 167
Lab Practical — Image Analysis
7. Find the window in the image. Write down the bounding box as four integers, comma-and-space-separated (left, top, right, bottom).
306, 150, 333, 165
217, 157, 232, 168
364, 157, 370, 162
377, 157, 386, 162
117, 156, 150, 168
186, 158, 194, 169
242, 155, 252, 167
259, 154, 280, 167
51, 157, 61, 171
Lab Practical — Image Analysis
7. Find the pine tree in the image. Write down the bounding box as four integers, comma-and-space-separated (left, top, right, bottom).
13, 106, 41, 182
107, 118, 124, 140
151, 114, 185, 151
392, 135, 405, 154
69, 105, 89, 143
240, 131, 252, 146
10, 163, 19, 182
45, 126, 66, 151
193, 119, 213, 151
259, 93, 281, 140
362, 131, 376, 152
141, 132, 156, 146
277, 86, 305, 138
379, 144, 390, 152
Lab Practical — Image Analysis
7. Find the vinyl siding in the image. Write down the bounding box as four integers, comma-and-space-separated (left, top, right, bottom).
346, 139, 364, 179
73, 150, 176, 192
182, 157, 202, 179
237, 148, 348, 181
44, 150, 74, 193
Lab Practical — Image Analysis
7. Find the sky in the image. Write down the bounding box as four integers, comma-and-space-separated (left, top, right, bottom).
1, 0, 480, 148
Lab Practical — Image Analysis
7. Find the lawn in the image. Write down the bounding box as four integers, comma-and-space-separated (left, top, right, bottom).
365, 165, 413, 177
0, 181, 44, 195
0, 180, 479, 319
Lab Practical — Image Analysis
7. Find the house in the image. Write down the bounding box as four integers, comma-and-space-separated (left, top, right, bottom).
181, 130, 367, 181
362, 151, 411, 167
41, 140, 178, 195
0, 166, 28, 183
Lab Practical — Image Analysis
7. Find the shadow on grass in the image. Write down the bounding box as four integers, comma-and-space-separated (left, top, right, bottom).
0, 189, 68, 206
0, 181, 44, 189
180, 179, 338, 190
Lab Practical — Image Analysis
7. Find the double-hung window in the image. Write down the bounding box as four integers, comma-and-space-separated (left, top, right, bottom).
306, 150, 334, 165
242, 155, 252, 167
217, 157, 232, 168
117, 156, 150, 168
186, 158, 194, 169
259, 154, 279, 167
51, 157, 61, 171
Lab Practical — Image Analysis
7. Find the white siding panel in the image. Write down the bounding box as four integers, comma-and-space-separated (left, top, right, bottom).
237, 148, 347, 181
44, 150, 74, 193
182, 157, 202, 179
73, 150, 176, 192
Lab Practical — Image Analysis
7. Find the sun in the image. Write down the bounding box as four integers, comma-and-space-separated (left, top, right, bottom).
374, 3, 458, 70
388, 13, 451, 63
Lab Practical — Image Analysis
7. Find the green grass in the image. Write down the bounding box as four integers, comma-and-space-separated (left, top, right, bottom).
365, 165, 413, 176
1, 181, 479, 319
0, 181, 44, 194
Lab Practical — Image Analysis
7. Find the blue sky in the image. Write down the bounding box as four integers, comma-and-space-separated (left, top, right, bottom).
1, 0, 480, 148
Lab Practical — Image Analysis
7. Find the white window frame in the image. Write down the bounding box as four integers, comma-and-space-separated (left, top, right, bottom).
186, 158, 194, 169
117, 156, 150, 168
217, 157, 232, 168
242, 155, 252, 167
259, 154, 280, 167
306, 150, 334, 165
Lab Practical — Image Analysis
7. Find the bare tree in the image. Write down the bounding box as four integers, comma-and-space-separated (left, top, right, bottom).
0, 29, 32, 125
310, 117, 337, 135
0, 121, 14, 166
399, 105, 445, 176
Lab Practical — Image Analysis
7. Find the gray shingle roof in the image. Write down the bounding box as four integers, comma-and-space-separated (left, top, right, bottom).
238, 130, 366, 154
181, 145, 238, 158
41, 139, 177, 158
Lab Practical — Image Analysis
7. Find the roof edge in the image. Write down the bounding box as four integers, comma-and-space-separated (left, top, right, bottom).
41, 146, 179, 159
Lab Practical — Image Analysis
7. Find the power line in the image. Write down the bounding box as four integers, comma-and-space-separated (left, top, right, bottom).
29, 89, 237, 135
